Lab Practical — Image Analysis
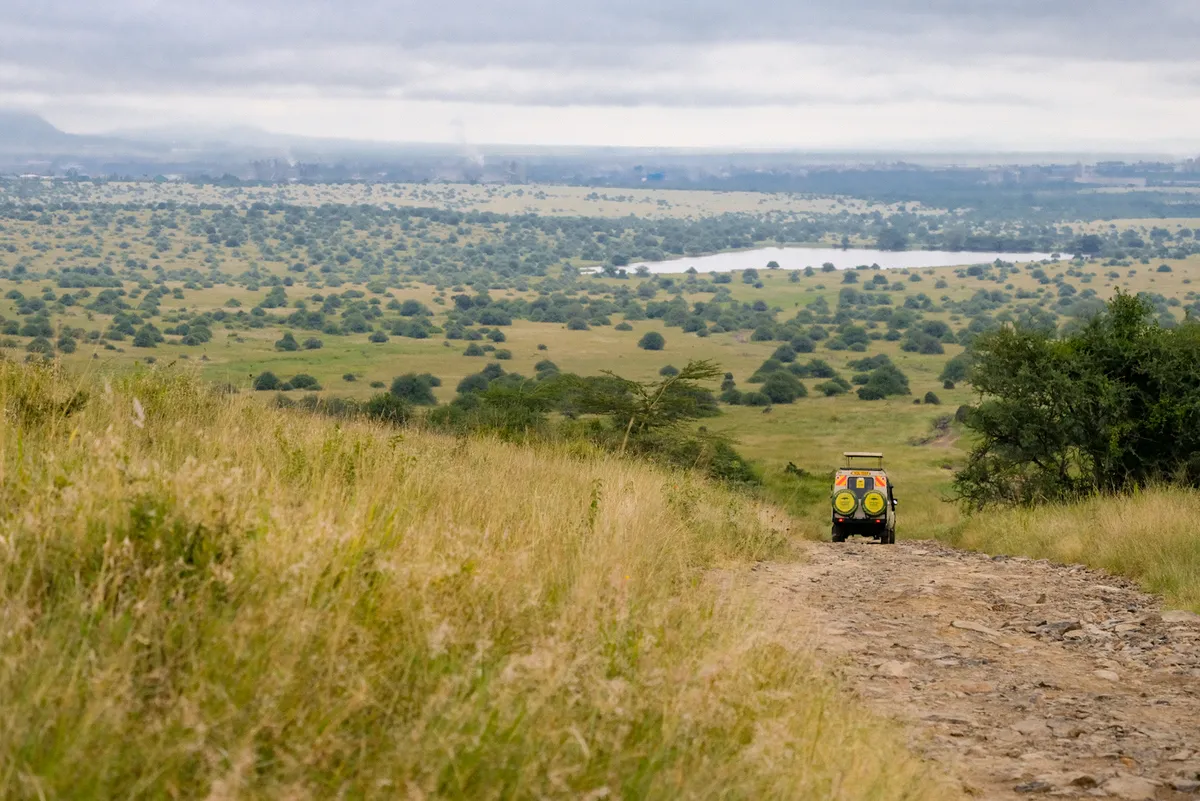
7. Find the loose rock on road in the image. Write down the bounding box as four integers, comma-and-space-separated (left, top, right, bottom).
752, 540, 1200, 799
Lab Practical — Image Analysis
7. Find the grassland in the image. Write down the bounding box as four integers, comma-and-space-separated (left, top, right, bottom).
7, 179, 1200, 793
4, 181, 1200, 607
3, 192, 1200, 539
0, 358, 952, 798
945, 489, 1200, 612
3, 179, 925, 219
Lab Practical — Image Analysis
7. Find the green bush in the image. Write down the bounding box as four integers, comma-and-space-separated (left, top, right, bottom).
638, 331, 665, 350
253, 372, 281, 391
389, 373, 440, 405
762, 372, 807, 404
274, 332, 300, 351
363, 392, 411, 424
956, 292, 1200, 506
289, 374, 321, 391
855, 365, 910, 401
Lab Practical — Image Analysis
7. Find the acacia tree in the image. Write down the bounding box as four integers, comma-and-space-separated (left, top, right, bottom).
571, 360, 723, 454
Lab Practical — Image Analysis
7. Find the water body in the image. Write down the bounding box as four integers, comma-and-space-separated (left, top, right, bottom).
622, 246, 1061, 275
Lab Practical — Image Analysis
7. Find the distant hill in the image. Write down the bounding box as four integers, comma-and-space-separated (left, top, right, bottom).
0, 110, 74, 148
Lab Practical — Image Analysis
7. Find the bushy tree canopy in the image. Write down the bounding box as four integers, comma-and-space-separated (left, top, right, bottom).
956, 292, 1200, 507
389, 373, 440, 405
638, 331, 666, 350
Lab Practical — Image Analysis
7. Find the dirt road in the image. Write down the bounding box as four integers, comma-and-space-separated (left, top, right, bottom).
753, 541, 1200, 799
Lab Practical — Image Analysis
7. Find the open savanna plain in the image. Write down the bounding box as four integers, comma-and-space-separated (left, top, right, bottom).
3, 182, 1200, 542
6, 180, 1200, 796
3, 178, 924, 219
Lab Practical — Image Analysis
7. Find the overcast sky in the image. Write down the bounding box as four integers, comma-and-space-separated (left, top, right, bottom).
2, 0, 1199, 151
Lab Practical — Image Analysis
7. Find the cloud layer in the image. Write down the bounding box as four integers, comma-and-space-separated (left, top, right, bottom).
2, 1, 1198, 149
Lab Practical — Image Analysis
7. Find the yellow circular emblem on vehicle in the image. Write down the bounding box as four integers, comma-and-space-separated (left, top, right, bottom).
833, 491, 858, 515
862, 491, 886, 516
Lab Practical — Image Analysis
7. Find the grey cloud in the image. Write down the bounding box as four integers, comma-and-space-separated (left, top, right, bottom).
1, 1, 1197, 103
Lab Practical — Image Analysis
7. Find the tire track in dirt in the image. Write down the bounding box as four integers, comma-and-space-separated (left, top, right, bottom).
752, 540, 1200, 799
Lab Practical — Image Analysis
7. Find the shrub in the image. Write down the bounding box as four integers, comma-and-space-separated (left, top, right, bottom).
638, 331, 666, 350
771, 344, 797, 363
567, 318, 590, 331
343, 373, 357, 382
464, 343, 485, 357
389, 373, 440, 405
253, 371, 281, 391
289, 374, 321, 391
274, 331, 300, 351
956, 292, 1200, 506
815, 379, 849, 396
750, 327, 774, 342
132, 326, 159, 349
939, 353, 971, 383
855, 365, 910, 401
456, 373, 491, 394
614, 322, 633, 331
659, 365, 680, 377
923, 391, 941, 405
369, 331, 389, 343
790, 336, 815, 353
363, 392, 411, 424
303, 338, 324, 350
762, 371, 807, 404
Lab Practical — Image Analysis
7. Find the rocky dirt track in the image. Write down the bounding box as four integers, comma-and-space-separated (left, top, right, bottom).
754, 540, 1200, 799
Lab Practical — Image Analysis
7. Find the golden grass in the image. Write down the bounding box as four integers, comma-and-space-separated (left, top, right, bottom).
944, 488, 1200, 612
0, 359, 949, 799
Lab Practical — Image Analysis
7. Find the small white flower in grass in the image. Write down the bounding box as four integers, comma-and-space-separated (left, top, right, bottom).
132, 398, 146, 429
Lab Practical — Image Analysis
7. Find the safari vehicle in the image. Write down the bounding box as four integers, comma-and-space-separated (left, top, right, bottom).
831, 452, 896, 544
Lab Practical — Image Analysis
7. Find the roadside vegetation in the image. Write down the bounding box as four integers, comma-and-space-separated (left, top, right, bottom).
945, 488, 1200, 611
946, 293, 1200, 610
0, 358, 950, 798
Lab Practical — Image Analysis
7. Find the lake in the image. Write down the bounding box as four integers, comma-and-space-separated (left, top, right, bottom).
618, 246, 1061, 275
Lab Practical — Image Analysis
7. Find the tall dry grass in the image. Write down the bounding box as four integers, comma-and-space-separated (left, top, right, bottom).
0, 359, 949, 799
945, 488, 1200, 611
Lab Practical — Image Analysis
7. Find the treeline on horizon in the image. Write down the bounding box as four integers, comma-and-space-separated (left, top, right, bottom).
6, 156, 1200, 221
4, 197, 1200, 277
